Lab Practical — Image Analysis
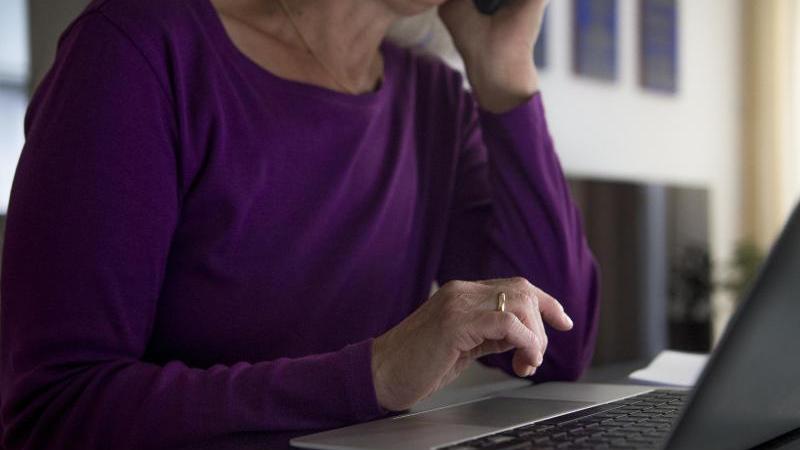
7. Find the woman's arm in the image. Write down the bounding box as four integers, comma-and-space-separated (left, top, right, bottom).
431, 0, 599, 382
436, 88, 600, 382
0, 13, 384, 450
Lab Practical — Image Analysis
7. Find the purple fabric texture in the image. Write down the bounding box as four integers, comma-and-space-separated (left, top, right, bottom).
0, 0, 599, 448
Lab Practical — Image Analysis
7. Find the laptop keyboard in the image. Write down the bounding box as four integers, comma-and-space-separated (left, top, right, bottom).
438, 389, 688, 450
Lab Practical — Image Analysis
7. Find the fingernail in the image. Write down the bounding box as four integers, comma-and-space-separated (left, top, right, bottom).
525, 366, 535, 377
565, 315, 574, 328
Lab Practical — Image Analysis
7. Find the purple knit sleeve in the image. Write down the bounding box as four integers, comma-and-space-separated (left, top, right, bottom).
437, 92, 600, 382
0, 13, 384, 450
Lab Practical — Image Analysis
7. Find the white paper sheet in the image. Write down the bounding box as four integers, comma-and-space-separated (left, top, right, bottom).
628, 350, 709, 387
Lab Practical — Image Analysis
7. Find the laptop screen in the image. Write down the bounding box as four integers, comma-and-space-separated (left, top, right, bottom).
668, 204, 800, 449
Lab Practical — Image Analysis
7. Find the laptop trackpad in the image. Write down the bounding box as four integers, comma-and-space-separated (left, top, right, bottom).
418, 397, 593, 428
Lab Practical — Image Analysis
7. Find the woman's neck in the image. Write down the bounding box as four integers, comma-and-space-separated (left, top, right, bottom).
215, 0, 398, 93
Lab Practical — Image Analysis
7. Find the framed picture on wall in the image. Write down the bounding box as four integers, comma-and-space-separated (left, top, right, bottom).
640, 0, 679, 93
573, 0, 618, 81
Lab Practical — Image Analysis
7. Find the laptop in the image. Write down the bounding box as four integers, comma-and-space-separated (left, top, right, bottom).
292, 204, 800, 450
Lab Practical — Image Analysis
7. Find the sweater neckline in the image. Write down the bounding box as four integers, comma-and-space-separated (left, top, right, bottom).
199, 0, 394, 109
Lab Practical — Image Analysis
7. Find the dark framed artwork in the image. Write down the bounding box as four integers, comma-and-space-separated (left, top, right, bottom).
534, 11, 548, 69
640, 0, 679, 93
573, 0, 618, 81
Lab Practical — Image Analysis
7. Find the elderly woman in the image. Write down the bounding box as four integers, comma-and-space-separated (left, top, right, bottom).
0, 0, 599, 448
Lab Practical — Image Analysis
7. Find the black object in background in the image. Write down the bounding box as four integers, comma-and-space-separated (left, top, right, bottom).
473, 0, 506, 15
568, 178, 712, 364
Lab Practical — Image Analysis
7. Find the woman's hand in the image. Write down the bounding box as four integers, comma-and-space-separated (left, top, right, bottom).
371, 277, 573, 411
438, 0, 549, 113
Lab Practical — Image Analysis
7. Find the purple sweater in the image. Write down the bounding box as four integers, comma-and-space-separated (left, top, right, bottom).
0, 0, 599, 449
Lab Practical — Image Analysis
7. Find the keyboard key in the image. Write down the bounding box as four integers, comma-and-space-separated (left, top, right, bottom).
627, 426, 656, 433
603, 432, 628, 438
650, 417, 675, 424
513, 430, 536, 438
617, 406, 643, 412
615, 417, 639, 423
489, 441, 533, 450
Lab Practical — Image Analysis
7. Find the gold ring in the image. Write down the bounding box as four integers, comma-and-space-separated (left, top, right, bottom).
496, 292, 507, 312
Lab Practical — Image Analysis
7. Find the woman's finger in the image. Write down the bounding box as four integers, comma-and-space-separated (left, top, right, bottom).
534, 289, 573, 331
475, 279, 552, 375
507, 291, 548, 376
478, 277, 573, 331
532, 311, 548, 365
498, 289, 546, 368
468, 339, 514, 360
470, 310, 539, 376
478, 277, 572, 331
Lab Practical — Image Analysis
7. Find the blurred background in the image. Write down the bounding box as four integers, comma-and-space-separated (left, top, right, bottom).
0, 0, 798, 371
